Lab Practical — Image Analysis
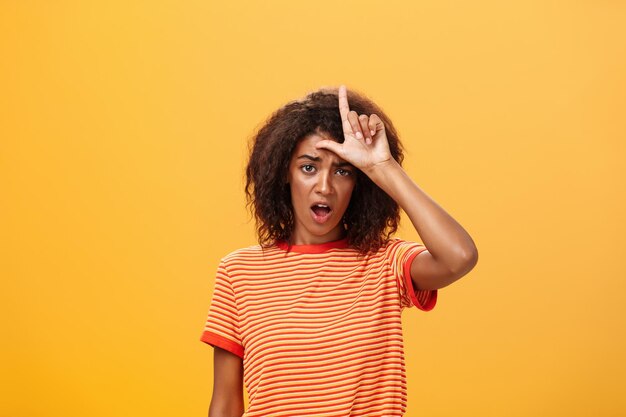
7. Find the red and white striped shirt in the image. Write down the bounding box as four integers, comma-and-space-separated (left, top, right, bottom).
200, 237, 437, 416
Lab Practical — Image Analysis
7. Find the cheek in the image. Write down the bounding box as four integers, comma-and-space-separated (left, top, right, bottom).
289, 180, 309, 201
339, 182, 356, 205
293, 177, 315, 192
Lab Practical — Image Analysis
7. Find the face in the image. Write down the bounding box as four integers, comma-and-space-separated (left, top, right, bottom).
286, 132, 357, 245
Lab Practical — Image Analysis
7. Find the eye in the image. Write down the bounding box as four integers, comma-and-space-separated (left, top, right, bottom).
336, 168, 352, 176
301, 164, 316, 173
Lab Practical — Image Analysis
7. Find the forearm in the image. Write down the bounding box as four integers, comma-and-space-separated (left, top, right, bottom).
365, 159, 477, 271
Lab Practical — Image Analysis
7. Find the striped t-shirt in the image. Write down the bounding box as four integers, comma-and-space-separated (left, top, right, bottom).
200, 237, 438, 417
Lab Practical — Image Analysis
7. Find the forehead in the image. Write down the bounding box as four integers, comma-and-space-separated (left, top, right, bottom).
291, 133, 348, 163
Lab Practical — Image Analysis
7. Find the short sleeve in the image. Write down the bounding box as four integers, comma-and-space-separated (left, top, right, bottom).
386, 239, 438, 311
199, 260, 244, 359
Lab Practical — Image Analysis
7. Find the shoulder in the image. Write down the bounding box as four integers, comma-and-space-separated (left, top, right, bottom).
219, 243, 283, 269
347, 238, 410, 266
221, 244, 263, 261
382, 237, 403, 249
380, 237, 411, 253
380, 237, 426, 259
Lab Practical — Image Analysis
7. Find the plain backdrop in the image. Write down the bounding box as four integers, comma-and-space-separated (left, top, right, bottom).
1, 1, 625, 416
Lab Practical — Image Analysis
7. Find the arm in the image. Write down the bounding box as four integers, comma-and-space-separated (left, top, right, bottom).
316, 85, 478, 291
208, 346, 245, 417
364, 159, 478, 291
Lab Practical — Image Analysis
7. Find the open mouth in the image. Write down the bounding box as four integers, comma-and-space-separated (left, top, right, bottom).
310, 203, 332, 224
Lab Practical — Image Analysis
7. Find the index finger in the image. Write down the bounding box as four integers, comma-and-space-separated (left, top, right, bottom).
338, 85, 352, 133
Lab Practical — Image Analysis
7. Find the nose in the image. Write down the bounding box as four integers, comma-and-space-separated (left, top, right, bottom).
315, 170, 333, 195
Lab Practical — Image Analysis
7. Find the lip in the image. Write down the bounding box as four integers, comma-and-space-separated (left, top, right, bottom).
310, 202, 333, 224
311, 200, 332, 209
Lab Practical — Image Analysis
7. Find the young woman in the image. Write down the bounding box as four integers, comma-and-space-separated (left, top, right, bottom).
201, 85, 478, 417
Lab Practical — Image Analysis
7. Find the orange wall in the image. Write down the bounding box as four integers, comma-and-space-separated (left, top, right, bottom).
1, 1, 625, 416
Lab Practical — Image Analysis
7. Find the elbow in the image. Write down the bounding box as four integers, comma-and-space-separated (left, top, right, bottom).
465, 247, 479, 268
466, 249, 479, 272
451, 248, 478, 277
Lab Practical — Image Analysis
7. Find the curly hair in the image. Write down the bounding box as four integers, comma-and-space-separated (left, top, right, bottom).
245, 86, 405, 255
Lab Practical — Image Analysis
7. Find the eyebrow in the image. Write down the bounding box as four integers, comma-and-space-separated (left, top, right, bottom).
296, 154, 353, 167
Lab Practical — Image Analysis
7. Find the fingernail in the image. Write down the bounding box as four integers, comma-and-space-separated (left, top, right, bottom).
356, 132, 363, 139
371, 130, 375, 136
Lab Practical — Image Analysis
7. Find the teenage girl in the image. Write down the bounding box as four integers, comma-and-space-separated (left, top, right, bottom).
201, 85, 478, 417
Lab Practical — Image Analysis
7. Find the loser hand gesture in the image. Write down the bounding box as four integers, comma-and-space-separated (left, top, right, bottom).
315, 85, 393, 173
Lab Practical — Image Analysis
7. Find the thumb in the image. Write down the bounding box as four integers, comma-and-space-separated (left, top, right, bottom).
315, 139, 343, 156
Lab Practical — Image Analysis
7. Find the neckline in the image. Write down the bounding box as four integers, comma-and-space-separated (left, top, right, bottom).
276, 237, 349, 253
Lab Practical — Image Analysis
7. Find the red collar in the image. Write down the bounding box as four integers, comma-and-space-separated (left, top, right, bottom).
276, 237, 349, 253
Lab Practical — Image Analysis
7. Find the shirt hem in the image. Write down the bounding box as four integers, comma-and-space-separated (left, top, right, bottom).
201, 330, 244, 359
403, 247, 438, 311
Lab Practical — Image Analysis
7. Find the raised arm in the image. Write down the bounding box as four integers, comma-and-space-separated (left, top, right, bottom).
315, 85, 478, 291
364, 158, 478, 290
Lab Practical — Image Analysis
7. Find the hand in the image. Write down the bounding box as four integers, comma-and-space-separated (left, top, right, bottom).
315, 85, 394, 174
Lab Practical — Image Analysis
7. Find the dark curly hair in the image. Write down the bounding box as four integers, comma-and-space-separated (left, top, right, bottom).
245, 86, 405, 255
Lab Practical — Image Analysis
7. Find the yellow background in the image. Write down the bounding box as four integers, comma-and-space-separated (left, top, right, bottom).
1, 1, 625, 416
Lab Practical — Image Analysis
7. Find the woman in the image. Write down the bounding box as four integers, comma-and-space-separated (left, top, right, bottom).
201, 85, 478, 417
